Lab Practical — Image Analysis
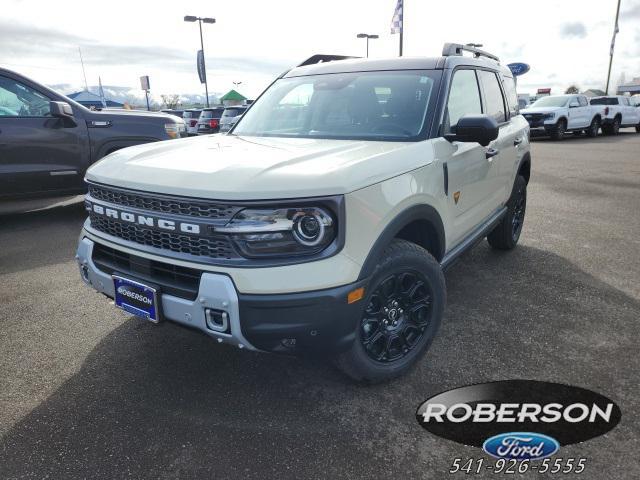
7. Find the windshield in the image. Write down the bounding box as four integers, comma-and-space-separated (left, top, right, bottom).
531, 96, 570, 108
201, 109, 224, 119
232, 70, 440, 141
590, 97, 618, 105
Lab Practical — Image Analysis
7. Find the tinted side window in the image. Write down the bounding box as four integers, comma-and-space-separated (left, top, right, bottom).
446, 69, 482, 131
0, 76, 50, 117
478, 70, 506, 122
503, 76, 519, 117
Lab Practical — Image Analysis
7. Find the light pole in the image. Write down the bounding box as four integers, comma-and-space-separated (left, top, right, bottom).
356, 33, 379, 58
605, 0, 622, 94
184, 15, 216, 107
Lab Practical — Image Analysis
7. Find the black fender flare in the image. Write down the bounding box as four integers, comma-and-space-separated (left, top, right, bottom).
358, 204, 445, 280
516, 151, 531, 185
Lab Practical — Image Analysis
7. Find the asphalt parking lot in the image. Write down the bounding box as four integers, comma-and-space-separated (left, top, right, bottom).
1, 130, 639, 479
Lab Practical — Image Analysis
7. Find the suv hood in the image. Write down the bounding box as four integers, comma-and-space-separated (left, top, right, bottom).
86, 134, 427, 200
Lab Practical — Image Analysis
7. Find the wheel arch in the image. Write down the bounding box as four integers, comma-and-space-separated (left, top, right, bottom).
358, 204, 446, 280
517, 152, 531, 184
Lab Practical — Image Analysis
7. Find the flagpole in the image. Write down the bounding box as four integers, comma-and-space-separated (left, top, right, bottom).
605, 0, 621, 94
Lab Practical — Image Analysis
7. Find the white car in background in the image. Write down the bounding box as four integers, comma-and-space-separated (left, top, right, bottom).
219, 106, 248, 133
182, 109, 202, 136
520, 94, 604, 140
589, 96, 640, 135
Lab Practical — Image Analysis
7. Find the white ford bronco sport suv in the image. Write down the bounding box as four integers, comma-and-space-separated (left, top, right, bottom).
77, 43, 531, 382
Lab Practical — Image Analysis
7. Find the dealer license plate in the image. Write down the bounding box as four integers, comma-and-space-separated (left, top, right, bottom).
113, 275, 160, 323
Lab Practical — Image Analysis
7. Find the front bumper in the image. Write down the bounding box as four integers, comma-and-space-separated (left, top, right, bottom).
76, 237, 367, 355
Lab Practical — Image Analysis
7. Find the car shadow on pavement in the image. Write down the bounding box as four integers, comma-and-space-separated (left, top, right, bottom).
1, 244, 638, 479
0, 201, 87, 275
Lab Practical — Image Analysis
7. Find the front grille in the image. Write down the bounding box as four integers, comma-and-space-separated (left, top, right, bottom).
90, 214, 240, 259
88, 184, 241, 219
92, 243, 201, 300
524, 113, 545, 121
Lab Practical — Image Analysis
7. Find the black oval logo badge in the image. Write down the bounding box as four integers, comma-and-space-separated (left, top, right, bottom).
416, 380, 621, 447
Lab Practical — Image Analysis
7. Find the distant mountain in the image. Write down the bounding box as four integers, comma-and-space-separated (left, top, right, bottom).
47, 83, 222, 107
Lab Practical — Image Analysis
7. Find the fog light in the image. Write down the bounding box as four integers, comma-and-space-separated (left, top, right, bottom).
79, 264, 89, 283
205, 308, 229, 333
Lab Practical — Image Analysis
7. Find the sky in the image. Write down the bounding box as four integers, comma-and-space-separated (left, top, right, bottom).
1, 0, 639, 103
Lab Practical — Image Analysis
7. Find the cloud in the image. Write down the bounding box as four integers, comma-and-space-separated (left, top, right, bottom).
621, 2, 640, 20
560, 22, 587, 38
0, 20, 288, 76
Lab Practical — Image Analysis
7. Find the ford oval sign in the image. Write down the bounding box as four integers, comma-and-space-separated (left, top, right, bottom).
483, 432, 560, 460
507, 62, 530, 77
415, 380, 621, 453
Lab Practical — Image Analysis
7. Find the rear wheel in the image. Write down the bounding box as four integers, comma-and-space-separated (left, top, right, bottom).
334, 239, 445, 383
636, 125, 640, 133
586, 117, 600, 137
487, 175, 527, 250
550, 119, 566, 140
603, 117, 621, 135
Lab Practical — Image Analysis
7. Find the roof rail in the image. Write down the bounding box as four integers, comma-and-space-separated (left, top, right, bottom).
297, 54, 360, 67
442, 43, 500, 62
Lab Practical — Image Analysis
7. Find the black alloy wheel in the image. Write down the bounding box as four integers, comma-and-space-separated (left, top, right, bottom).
360, 271, 433, 363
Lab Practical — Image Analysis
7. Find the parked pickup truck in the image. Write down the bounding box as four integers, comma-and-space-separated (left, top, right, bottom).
0, 67, 186, 204
589, 96, 640, 135
520, 94, 603, 140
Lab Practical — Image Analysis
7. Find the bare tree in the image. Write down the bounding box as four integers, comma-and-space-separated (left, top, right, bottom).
564, 85, 580, 94
161, 94, 181, 109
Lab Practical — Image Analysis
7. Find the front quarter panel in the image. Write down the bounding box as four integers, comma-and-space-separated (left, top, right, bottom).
344, 139, 447, 269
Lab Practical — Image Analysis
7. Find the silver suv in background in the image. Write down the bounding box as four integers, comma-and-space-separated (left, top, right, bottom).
219, 106, 248, 133
197, 107, 225, 135
182, 109, 202, 136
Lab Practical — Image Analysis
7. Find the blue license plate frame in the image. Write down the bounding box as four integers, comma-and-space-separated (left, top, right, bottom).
113, 275, 161, 323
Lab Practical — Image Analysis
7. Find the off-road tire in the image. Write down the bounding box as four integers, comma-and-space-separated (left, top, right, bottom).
603, 116, 621, 135
550, 119, 566, 140
487, 175, 527, 250
334, 239, 445, 383
586, 117, 600, 138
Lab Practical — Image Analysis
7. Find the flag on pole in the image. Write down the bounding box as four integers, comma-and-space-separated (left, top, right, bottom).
98, 77, 107, 108
391, 0, 403, 34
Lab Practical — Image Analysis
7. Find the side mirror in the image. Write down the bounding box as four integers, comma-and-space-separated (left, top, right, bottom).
50, 101, 75, 119
445, 114, 499, 147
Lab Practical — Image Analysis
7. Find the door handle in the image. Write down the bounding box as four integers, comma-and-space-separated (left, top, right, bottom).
513, 137, 523, 146
485, 148, 499, 160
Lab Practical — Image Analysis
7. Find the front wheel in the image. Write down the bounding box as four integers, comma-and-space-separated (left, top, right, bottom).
586, 117, 600, 137
550, 119, 566, 140
334, 239, 445, 383
487, 175, 527, 250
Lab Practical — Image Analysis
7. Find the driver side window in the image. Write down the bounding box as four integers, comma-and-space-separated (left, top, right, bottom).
0, 76, 50, 117
445, 69, 482, 133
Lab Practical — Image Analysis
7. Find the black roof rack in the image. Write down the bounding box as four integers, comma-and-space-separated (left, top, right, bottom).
442, 43, 500, 62
297, 54, 360, 67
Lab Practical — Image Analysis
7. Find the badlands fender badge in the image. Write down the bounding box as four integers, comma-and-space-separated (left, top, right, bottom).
415, 380, 621, 461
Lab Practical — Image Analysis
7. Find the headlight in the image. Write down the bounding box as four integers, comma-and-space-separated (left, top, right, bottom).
218, 207, 335, 258
542, 113, 555, 120
164, 122, 185, 139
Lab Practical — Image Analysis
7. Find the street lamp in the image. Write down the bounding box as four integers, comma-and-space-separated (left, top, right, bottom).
357, 33, 379, 58
184, 15, 216, 107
